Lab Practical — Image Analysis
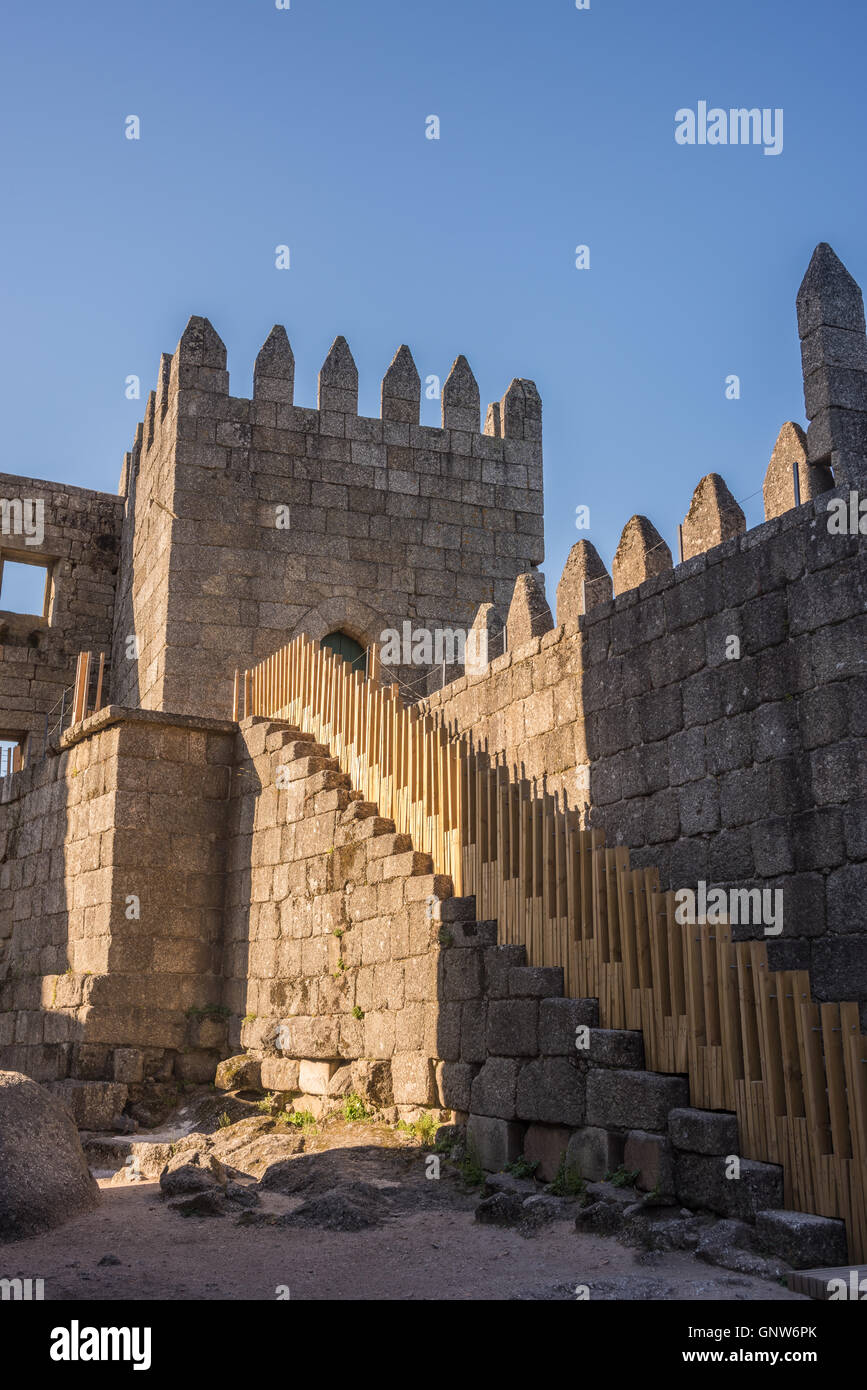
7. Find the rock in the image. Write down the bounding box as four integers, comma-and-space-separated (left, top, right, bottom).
286, 1182, 387, 1231
170, 1190, 227, 1219
482, 1172, 537, 1198
754, 1208, 848, 1269
224, 1181, 260, 1209
521, 1194, 564, 1231
159, 1151, 226, 1198
696, 1220, 790, 1279
585, 1180, 639, 1207
0, 1071, 101, 1241
621, 1204, 708, 1252
215, 1055, 262, 1092
97, 1254, 121, 1266
475, 1192, 524, 1226
574, 1200, 623, 1236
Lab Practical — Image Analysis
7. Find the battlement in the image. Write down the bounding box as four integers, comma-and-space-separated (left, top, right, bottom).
122, 316, 544, 499
112, 319, 546, 721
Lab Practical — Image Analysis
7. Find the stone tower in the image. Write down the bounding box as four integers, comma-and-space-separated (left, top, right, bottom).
109, 321, 545, 718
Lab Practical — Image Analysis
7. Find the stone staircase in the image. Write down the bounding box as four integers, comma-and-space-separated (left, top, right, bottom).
435, 892, 846, 1263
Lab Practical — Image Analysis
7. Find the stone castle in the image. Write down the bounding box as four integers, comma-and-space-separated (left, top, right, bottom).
0, 244, 865, 1260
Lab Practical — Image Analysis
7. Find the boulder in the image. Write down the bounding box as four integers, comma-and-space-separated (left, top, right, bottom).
159, 1151, 226, 1197
0, 1071, 100, 1241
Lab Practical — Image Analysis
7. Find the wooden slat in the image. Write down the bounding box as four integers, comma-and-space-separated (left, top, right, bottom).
238, 631, 867, 1261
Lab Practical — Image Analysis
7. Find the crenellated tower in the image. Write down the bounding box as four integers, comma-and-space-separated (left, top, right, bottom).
111, 322, 545, 718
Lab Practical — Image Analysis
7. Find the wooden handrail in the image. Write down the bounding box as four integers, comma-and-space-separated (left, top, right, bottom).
238, 633, 867, 1260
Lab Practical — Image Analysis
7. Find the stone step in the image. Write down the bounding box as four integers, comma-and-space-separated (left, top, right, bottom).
382, 849, 434, 880
264, 726, 305, 751
755, 1209, 848, 1270
582, 1029, 645, 1070
283, 739, 331, 762
508, 965, 564, 999
674, 1152, 784, 1221
400, 873, 453, 904
442, 920, 499, 948
431, 895, 477, 924
364, 830, 412, 856
586, 1068, 690, 1133
340, 799, 379, 821
669, 1106, 739, 1156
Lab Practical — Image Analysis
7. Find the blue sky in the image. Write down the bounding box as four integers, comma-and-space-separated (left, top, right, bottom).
1, 0, 865, 596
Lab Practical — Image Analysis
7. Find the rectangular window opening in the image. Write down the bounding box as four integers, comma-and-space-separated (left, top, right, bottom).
0, 556, 50, 616
0, 737, 23, 776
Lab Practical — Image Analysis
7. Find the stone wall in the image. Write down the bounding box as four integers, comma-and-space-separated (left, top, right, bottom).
0, 708, 234, 1084
0, 473, 123, 758
223, 717, 450, 1107
422, 489, 867, 1007
111, 318, 545, 722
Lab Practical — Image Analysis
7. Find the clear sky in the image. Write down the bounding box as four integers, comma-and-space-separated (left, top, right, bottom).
1, 0, 865, 595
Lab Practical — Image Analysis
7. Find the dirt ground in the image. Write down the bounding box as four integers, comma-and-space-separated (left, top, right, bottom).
3, 1097, 809, 1302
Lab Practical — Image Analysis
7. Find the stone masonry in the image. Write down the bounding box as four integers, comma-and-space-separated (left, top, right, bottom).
0, 245, 864, 1267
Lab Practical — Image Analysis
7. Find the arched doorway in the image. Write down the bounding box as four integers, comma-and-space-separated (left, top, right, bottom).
321, 630, 366, 672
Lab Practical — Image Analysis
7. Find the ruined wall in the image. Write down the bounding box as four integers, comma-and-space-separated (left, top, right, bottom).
0, 473, 122, 756
422, 489, 867, 1007
112, 318, 545, 722
0, 708, 234, 1084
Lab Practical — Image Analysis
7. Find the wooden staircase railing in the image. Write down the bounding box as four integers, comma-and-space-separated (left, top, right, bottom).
237, 634, 867, 1260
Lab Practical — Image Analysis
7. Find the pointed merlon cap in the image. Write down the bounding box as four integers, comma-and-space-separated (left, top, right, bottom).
171, 316, 229, 402
484, 401, 502, 438
797, 244, 866, 339
612, 516, 672, 596
466, 602, 505, 674
442, 355, 480, 432
175, 316, 227, 369
155, 352, 172, 419
506, 570, 554, 648
680, 473, 745, 561
762, 422, 833, 519
118, 451, 132, 497
556, 540, 613, 626
501, 379, 543, 441
381, 345, 420, 424
318, 335, 358, 414
254, 325, 295, 404
144, 391, 157, 451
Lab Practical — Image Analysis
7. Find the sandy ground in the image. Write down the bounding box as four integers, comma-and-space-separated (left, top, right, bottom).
2, 1112, 809, 1302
